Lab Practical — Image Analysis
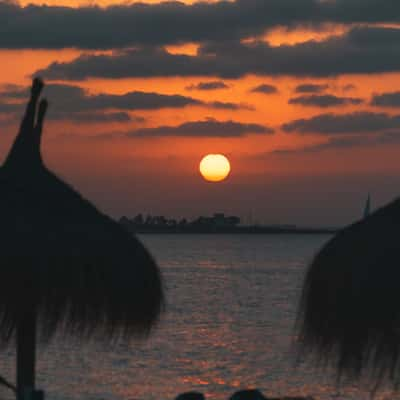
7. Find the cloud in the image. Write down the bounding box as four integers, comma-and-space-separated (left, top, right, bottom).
36, 27, 400, 79
1, 83, 201, 110
56, 111, 133, 123
0, 83, 240, 123
208, 101, 254, 110
342, 84, 356, 92
282, 112, 400, 134
0, 0, 301, 49
0, 106, 134, 123
294, 84, 329, 93
55, 111, 144, 123
273, 132, 400, 154
0, 100, 139, 123
0, 102, 21, 114
3, 0, 400, 49
186, 81, 229, 91
250, 84, 278, 94
127, 119, 274, 138
288, 94, 363, 107
371, 92, 400, 107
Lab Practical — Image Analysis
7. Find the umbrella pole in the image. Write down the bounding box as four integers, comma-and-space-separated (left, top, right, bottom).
16, 313, 37, 400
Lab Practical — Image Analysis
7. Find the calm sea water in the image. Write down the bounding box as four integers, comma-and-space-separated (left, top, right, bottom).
0, 234, 395, 400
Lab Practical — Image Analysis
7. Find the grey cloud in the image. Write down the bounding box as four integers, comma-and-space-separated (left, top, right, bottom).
0, 85, 137, 122
288, 94, 363, 107
0, 83, 237, 124
273, 137, 366, 154
0, 105, 134, 123
208, 101, 254, 110
2, 83, 201, 111
371, 92, 400, 107
274, 132, 400, 154
250, 84, 278, 94
36, 47, 222, 79
4, 0, 400, 49
0, 103, 21, 114
282, 112, 400, 134
343, 84, 357, 92
128, 119, 273, 138
37, 27, 400, 79
0, 0, 307, 49
186, 81, 229, 91
3, 0, 400, 49
294, 84, 329, 93
52, 111, 135, 123
303, 136, 370, 151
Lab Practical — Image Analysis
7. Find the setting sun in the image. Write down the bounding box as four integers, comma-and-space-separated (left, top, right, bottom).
199, 154, 231, 182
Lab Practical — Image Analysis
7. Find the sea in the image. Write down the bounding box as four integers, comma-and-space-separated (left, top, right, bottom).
0, 234, 395, 400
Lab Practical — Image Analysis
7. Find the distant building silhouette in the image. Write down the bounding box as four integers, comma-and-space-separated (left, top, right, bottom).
118, 212, 335, 234
119, 212, 240, 232
192, 213, 240, 227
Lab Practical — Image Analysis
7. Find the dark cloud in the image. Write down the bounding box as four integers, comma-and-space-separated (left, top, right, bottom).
0, 97, 138, 123
0, 83, 238, 124
273, 137, 365, 154
288, 94, 363, 107
127, 119, 273, 138
57, 111, 144, 123
0, 103, 21, 114
0, 106, 134, 123
294, 84, 329, 93
282, 112, 400, 134
186, 81, 229, 91
0, 0, 305, 49
2, 0, 400, 49
371, 92, 400, 107
342, 84, 357, 92
37, 27, 400, 79
250, 84, 278, 94
274, 132, 400, 154
55, 111, 133, 123
208, 101, 254, 110
1, 83, 201, 111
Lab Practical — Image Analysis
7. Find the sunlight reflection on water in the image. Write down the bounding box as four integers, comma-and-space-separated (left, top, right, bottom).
0, 234, 398, 400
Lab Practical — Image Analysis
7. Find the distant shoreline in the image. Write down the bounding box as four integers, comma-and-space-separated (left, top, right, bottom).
120, 213, 339, 235
132, 226, 338, 235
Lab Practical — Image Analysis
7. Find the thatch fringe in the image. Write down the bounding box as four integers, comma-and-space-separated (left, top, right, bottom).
296, 197, 400, 388
0, 78, 164, 344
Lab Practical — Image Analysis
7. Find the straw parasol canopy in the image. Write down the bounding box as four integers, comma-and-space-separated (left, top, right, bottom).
0, 78, 164, 397
296, 195, 400, 388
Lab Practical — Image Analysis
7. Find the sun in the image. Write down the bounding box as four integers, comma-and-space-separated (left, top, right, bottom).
199, 154, 231, 182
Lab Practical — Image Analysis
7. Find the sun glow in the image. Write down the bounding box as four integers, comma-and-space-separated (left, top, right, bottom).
199, 154, 231, 182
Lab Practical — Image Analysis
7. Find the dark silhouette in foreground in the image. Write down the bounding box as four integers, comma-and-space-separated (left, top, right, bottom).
0, 78, 164, 399
175, 392, 205, 400
174, 390, 314, 400
297, 193, 400, 389
0, 375, 16, 394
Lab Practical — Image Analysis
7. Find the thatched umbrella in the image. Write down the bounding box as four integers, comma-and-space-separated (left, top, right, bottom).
296, 194, 400, 388
0, 78, 164, 399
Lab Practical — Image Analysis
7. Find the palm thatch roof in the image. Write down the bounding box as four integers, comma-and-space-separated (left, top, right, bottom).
296, 195, 400, 387
0, 78, 164, 344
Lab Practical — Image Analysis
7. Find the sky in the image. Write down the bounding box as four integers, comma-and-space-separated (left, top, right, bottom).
1, 0, 400, 226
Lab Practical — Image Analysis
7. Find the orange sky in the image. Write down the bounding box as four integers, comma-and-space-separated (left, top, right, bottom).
1, 2, 400, 225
